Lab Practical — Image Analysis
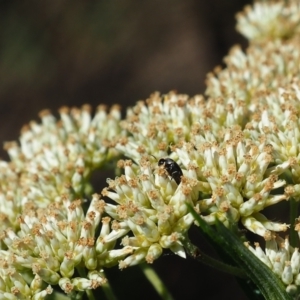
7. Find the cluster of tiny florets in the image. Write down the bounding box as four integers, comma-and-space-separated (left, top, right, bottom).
0, 105, 122, 233
101, 157, 199, 268
0, 105, 122, 298
236, 1, 300, 42
245, 231, 300, 296
2, 0, 300, 298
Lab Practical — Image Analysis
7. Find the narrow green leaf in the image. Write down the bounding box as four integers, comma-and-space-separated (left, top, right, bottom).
139, 263, 174, 300
187, 205, 293, 300
183, 236, 247, 279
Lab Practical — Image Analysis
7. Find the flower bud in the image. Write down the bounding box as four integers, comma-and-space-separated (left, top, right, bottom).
282, 262, 293, 285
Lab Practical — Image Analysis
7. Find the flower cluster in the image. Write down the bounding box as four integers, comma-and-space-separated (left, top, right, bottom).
176, 131, 289, 239
0, 105, 122, 233
115, 91, 248, 161
109, 89, 290, 239
101, 158, 198, 268
0, 105, 122, 298
0, 194, 107, 297
236, 1, 300, 42
245, 86, 300, 186
245, 230, 300, 297
205, 38, 300, 101
2, 0, 300, 298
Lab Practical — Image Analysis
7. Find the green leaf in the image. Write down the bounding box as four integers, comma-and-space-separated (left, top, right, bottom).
183, 235, 247, 279
188, 205, 293, 300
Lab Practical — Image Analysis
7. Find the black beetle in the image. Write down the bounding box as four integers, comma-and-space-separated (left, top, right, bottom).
158, 158, 183, 185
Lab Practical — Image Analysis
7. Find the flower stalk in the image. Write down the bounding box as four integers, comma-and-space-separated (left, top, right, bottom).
183, 235, 247, 279
139, 264, 174, 300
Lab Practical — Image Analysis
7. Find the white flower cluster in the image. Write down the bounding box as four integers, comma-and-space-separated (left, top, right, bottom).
0, 105, 122, 233
246, 232, 300, 296
101, 158, 198, 268
175, 130, 289, 240
2, 0, 300, 298
236, 1, 300, 42
115, 91, 247, 162
110, 92, 289, 241
245, 86, 300, 185
1, 195, 107, 296
205, 39, 300, 101
0, 105, 122, 298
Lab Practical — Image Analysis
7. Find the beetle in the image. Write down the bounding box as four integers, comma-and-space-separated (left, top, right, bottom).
158, 158, 183, 185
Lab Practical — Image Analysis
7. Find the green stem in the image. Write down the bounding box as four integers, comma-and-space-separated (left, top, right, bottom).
139, 263, 174, 300
70, 292, 84, 300
101, 274, 118, 300
49, 291, 71, 300
183, 238, 247, 279
290, 197, 299, 247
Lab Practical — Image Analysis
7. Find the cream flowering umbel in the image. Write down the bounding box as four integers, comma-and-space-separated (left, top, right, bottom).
205, 38, 300, 101
114, 91, 248, 162
175, 129, 289, 240
0, 194, 107, 297
112, 91, 289, 240
245, 221, 300, 296
244, 86, 300, 186
206, 0, 300, 102
3, 0, 300, 299
0, 104, 122, 233
0, 105, 122, 298
101, 158, 198, 268
236, 0, 300, 42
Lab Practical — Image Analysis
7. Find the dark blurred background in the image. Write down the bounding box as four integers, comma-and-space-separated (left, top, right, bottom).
0, 0, 252, 299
